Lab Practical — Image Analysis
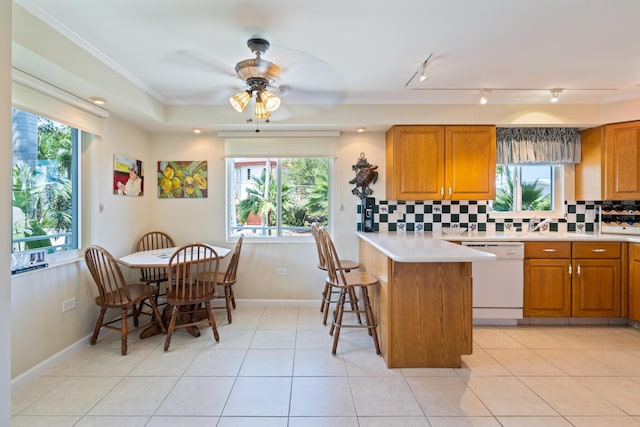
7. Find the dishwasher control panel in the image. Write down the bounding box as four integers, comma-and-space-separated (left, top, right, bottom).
460, 242, 525, 259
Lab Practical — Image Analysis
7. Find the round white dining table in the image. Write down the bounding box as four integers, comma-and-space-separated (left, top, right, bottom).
118, 243, 231, 268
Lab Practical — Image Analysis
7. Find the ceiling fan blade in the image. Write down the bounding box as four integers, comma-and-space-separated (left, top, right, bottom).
273, 85, 347, 107
162, 48, 238, 79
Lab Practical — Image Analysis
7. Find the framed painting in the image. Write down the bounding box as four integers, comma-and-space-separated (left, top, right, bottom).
114, 155, 144, 196
158, 160, 208, 198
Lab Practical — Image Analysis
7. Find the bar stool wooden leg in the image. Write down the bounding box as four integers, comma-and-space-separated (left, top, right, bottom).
331, 288, 347, 354
361, 286, 381, 354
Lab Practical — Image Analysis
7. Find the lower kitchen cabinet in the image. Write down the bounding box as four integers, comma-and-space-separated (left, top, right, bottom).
524, 258, 571, 316
628, 243, 640, 321
572, 258, 621, 317
524, 242, 572, 317
572, 242, 622, 318
524, 242, 625, 318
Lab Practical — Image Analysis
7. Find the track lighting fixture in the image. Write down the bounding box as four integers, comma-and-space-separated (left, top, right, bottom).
405, 53, 434, 87
550, 89, 563, 103
479, 89, 491, 105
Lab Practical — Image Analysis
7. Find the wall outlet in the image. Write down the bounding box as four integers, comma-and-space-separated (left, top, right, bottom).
62, 298, 76, 312
276, 267, 288, 276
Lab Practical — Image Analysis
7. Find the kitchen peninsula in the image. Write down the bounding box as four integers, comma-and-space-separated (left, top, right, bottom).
357, 232, 495, 368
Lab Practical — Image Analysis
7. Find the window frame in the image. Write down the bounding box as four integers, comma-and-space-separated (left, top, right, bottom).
10, 109, 83, 264
490, 164, 565, 220
226, 157, 333, 243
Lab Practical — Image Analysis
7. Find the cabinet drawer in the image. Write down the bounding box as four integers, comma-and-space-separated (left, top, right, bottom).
572, 242, 620, 259
525, 242, 571, 258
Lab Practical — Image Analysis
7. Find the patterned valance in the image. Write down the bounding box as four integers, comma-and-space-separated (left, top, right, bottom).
496, 127, 581, 164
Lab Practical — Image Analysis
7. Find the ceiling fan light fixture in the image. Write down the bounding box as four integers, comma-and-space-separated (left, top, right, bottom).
260, 89, 281, 112
235, 58, 281, 82
229, 90, 252, 112
254, 93, 271, 119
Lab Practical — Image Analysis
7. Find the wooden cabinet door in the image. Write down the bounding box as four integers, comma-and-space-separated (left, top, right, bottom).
629, 243, 640, 321
524, 259, 571, 317
445, 126, 496, 200
572, 259, 621, 317
605, 122, 640, 199
386, 126, 445, 200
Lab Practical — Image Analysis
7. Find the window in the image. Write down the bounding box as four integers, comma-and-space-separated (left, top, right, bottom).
11, 108, 79, 255
228, 157, 330, 238
491, 164, 564, 218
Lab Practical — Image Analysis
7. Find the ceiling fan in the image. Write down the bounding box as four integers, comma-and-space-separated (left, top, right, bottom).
228, 38, 283, 120
164, 37, 346, 119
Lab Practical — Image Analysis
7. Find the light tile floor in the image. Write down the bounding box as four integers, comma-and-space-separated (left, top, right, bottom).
12, 305, 640, 426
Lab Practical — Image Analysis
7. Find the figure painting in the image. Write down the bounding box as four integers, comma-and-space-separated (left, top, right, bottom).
114, 155, 144, 196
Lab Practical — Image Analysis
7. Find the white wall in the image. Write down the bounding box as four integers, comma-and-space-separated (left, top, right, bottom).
1, 0, 12, 423
148, 131, 386, 301
11, 114, 152, 379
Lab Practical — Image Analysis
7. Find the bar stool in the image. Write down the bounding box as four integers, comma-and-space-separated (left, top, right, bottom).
318, 228, 381, 355
311, 222, 361, 325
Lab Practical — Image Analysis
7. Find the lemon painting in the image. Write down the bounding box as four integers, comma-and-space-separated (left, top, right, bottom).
157, 160, 208, 198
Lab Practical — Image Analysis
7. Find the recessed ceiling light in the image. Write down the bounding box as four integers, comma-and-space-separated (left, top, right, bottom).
192, 128, 202, 134
89, 96, 106, 105
357, 128, 365, 133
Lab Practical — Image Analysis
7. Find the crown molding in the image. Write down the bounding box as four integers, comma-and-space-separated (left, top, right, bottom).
15, 0, 166, 103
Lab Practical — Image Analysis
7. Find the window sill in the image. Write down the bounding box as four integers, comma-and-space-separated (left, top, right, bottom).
490, 209, 566, 221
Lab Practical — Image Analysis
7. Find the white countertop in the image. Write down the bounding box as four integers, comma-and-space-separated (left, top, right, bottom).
357, 232, 497, 263
357, 230, 640, 263
429, 230, 640, 243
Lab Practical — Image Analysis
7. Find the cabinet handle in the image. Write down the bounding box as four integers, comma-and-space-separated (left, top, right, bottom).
449, 187, 452, 196
577, 263, 581, 276
569, 264, 572, 276
542, 248, 557, 252
441, 187, 444, 197
592, 249, 607, 253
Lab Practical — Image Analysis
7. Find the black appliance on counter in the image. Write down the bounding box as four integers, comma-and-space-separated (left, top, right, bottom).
361, 197, 375, 232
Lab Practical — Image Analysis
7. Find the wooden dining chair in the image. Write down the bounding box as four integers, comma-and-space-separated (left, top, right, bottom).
135, 231, 175, 313
85, 245, 166, 355
164, 243, 221, 351
318, 228, 381, 355
311, 222, 360, 325
197, 237, 244, 323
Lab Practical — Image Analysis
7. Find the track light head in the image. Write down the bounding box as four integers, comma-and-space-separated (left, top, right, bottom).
550, 89, 563, 103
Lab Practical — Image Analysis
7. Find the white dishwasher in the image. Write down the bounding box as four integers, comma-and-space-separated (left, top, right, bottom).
461, 241, 524, 325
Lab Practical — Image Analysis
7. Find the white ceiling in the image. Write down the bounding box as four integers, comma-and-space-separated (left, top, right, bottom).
12, 0, 640, 132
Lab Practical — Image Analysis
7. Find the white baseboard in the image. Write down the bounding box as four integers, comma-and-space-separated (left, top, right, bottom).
11, 333, 92, 392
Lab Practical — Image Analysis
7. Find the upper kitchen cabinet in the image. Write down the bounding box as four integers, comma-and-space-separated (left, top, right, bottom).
386, 125, 496, 201
576, 121, 640, 200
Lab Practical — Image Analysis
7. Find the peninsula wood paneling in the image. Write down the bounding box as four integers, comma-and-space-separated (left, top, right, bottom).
359, 239, 472, 368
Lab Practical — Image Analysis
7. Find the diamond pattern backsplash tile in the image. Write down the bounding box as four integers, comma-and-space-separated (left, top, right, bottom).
356, 200, 627, 233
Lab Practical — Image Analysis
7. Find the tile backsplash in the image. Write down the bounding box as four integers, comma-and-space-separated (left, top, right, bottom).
356, 200, 615, 233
